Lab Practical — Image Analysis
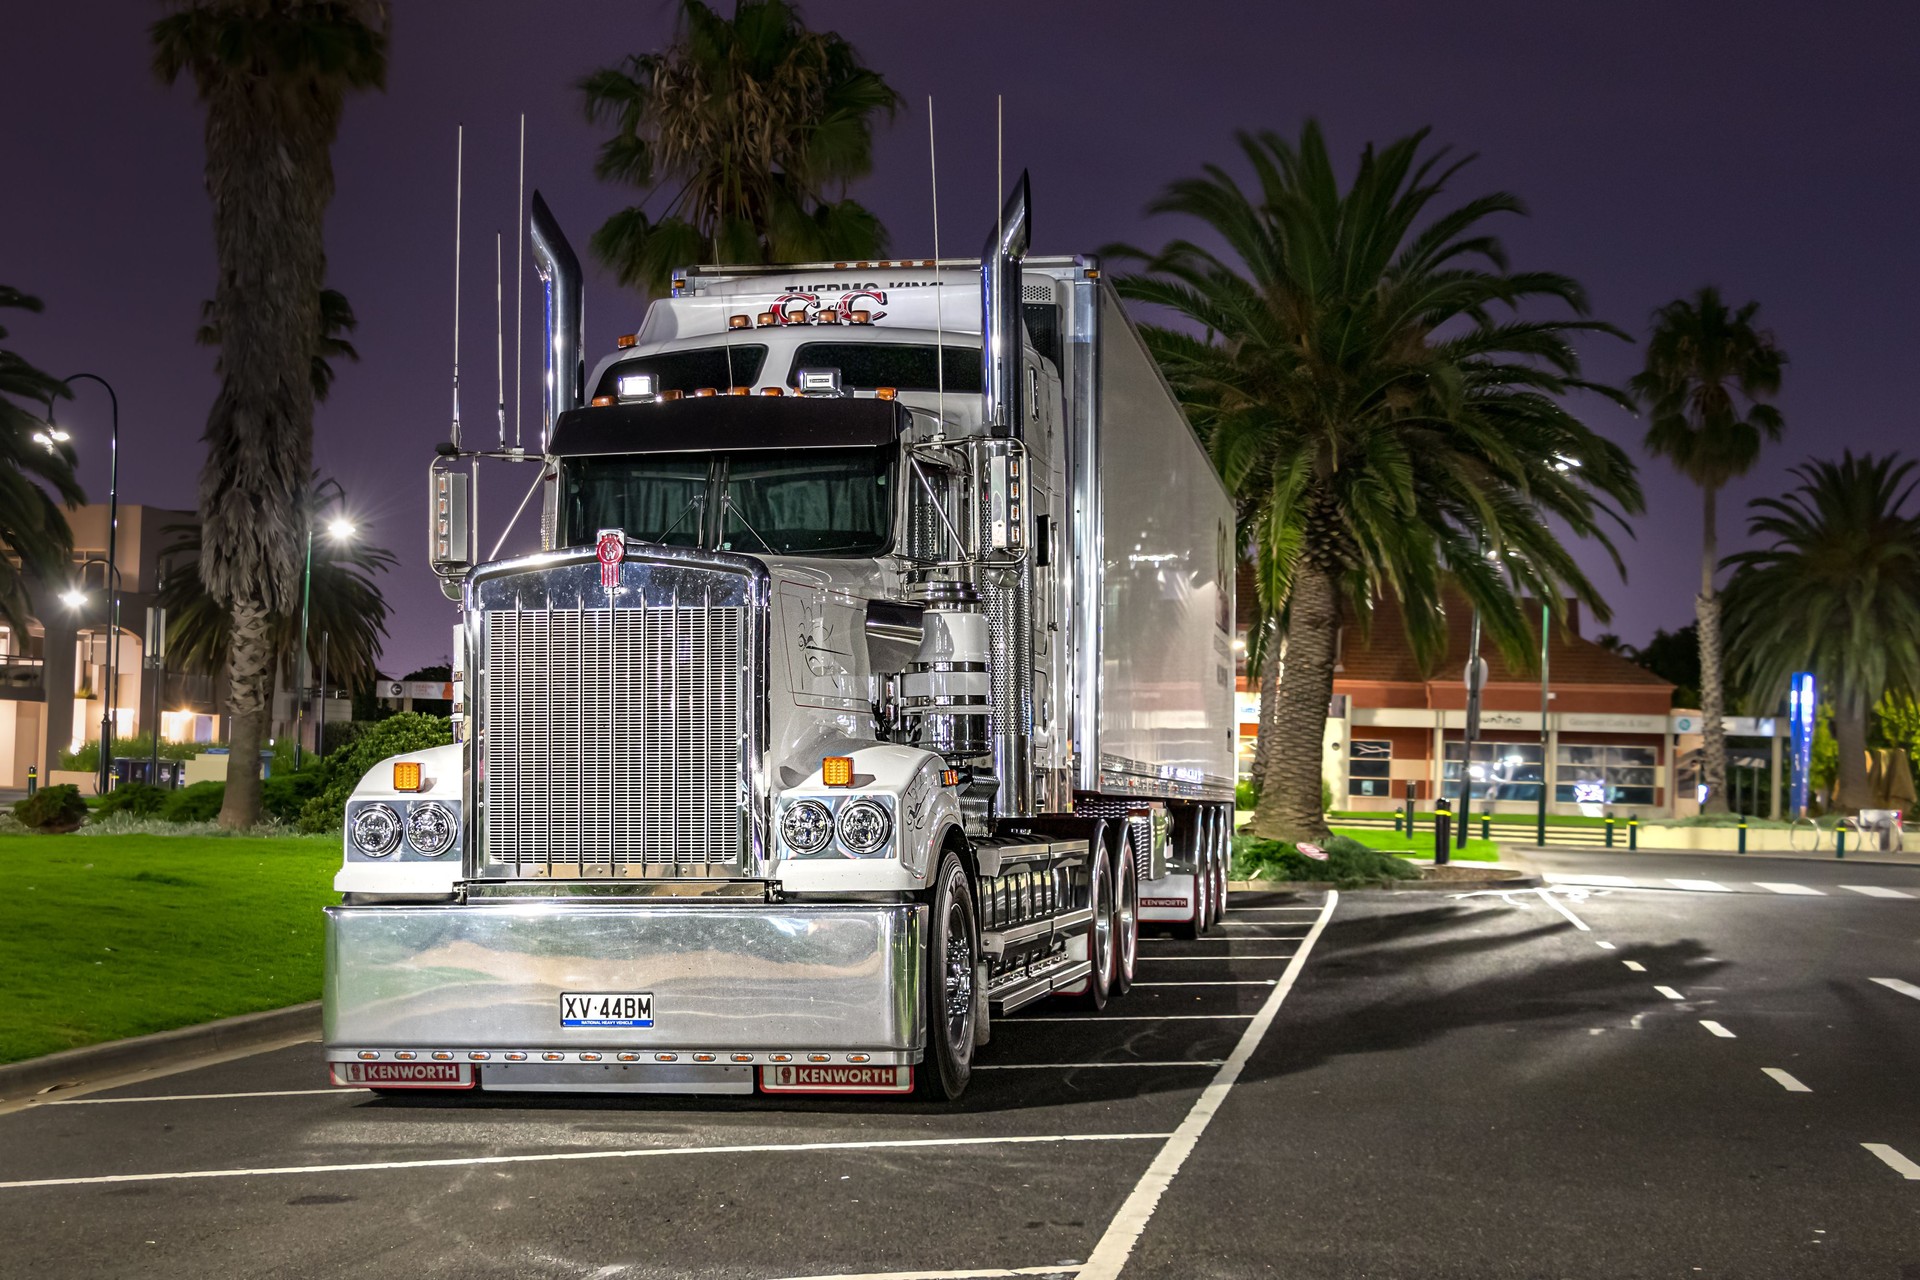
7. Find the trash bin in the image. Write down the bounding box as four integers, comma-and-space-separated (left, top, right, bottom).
111, 757, 184, 789
1858, 809, 1905, 853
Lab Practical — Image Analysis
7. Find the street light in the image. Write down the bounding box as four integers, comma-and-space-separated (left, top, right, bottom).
294, 480, 354, 769
59, 588, 87, 610
49, 373, 120, 794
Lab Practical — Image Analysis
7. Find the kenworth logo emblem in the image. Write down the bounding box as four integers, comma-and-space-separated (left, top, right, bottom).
596, 529, 626, 589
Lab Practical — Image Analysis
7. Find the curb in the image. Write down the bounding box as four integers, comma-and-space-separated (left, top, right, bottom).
0, 1001, 321, 1104
1228, 867, 1542, 894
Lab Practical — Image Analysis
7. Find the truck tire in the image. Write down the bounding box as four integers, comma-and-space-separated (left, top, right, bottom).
918, 849, 978, 1100
1213, 804, 1232, 922
1078, 840, 1115, 1010
1171, 807, 1207, 941
1113, 827, 1139, 996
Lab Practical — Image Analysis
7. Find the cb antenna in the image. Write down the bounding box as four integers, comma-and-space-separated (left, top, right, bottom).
514, 112, 525, 452
928, 96, 946, 440
494, 230, 506, 451
449, 123, 464, 450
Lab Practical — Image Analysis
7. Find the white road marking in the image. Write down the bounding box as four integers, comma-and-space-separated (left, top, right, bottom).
1667, 879, 1730, 893
1596, 940, 1616, 950
50, 1089, 353, 1106
1843, 885, 1914, 899
975, 1062, 1223, 1071
767, 1269, 1078, 1280
1537, 888, 1592, 931
1700, 1021, 1737, 1038
1547, 874, 1642, 888
1755, 882, 1824, 896
1077, 891, 1340, 1280
1134, 981, 1278, 988
1762, 1068, 1811, 1092
1863, 1144, 1920, 1179
1654, 985, 1685, 1000
1006, 1015, 1252, 1023
1622, 961, 1646, 972
0, 1132, 1170, 1192
1869, 977, 1920, 1001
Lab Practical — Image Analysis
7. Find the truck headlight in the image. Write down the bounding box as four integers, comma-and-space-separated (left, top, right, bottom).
837, 800, 892, 855
405, 801, 459, 857
350, 803, 403, 857
782, 799, 833, 854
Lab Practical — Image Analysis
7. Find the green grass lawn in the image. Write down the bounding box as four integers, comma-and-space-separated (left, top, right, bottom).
1331, 826, 1501, 862
0, 834, 339, 1064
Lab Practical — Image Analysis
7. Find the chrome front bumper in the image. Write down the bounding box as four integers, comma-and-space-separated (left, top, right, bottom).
323, 899, 926, 1068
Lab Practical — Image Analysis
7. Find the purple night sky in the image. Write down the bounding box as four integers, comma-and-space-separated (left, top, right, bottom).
5, 1, 1916, 675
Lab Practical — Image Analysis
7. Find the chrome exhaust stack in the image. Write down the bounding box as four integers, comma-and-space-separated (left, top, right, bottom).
979, 171, 1031, 440
529, 191, 584, 448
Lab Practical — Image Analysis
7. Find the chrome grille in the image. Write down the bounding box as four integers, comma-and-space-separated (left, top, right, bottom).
481, 602, 748, 874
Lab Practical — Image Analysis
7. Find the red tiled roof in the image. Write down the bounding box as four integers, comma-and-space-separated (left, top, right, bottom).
1335, 590, 1670, 689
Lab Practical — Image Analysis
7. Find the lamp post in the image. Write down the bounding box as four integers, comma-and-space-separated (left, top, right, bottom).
294, 481, 353, 770
62, 558, 120, 790
45, 374, 119, 793
1536, 597, 1550, 847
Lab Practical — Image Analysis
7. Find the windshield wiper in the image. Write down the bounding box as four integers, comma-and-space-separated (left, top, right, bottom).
654, 494, 706, 545
722, 494, 776, 555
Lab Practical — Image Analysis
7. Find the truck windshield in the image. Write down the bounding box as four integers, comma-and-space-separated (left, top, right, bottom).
786, 343, 981, 392
562, 446, 894, 557
593, 344, 769, 398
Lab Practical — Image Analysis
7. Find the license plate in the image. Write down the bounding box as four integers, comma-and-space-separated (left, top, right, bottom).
330, 1061, 474, 1089
560, 991, 654, 1028
759, 1064, 912, 1094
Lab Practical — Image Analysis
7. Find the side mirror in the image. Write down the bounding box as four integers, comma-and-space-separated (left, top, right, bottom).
431, 465, 471, 601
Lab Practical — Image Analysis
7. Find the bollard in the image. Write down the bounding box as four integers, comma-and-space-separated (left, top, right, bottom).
1404, 782, 1417, 842
1629, 817, 1639, 851
1481, 815, 1490, 841
1836, 825, 1846, 860
25, 763, 36, 797
1435, 800, 1453, 866
1737, 817, 1747, 854
1605, 812, 1615, 848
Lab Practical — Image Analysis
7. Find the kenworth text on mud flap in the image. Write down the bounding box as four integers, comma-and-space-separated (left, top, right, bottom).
324, 176, 1236, 1099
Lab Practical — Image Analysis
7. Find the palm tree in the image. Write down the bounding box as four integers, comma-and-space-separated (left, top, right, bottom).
1722, 453, 1920, 813
580, 0, 900, 293
198, 287, 360, 402
153, 0, 388, 827
157, 484, 396, 701
1110, 122, 1643, 842
1630, 288, 1786, 813
0, 287, 86, 634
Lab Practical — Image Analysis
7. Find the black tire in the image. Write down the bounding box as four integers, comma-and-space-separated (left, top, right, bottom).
917, 848, 978, 1100
1079, 840, 1115, 1010
1208, 806, 1227, 925
1113, 827, 1139, 996
1172, 807, 1205, 941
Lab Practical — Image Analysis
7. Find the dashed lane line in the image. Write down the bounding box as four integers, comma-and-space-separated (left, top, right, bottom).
1654, 985, 1686, 1000
1863, 1144, 1920, 1180
1700, 1021, 1737, 1038
0, 1132, 1171, 1192
1537, 888, 1592, 931
1622, 961, 1646, 972
1762, 1068, 1811, 1092
1596, 941, 1617, 950
1870, 977, 1920, 1001
1845, 886, 1914, 899
1076, 891, 1341, 1280
1666, 879, 1731, 892
1756, 883, 1824, 895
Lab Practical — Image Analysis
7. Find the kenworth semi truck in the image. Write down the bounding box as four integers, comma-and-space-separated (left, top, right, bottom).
323, 177, 1236, 1099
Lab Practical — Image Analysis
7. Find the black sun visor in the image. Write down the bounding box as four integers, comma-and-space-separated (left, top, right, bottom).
550, 395, 911, 457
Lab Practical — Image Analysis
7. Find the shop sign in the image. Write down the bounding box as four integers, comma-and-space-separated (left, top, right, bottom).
1559, 712, 1665, 734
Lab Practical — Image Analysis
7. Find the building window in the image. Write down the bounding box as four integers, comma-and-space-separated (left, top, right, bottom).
1443, 741, 1545, 802
1348, 739, 1392, 798
1554, 744, 1657, 807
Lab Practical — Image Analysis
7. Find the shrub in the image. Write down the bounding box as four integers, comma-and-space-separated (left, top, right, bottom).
298, 712, 452, 832
95, 782, 169, 818
58, 735, 207, 771
162, 780, 228, 823
262, 769, 326, 824
1230, 833, 1419, 889
1235, 778, 1257, 811
14, 785, 88, 833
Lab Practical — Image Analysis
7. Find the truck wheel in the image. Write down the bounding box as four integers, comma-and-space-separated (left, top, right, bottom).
1079, 841, 1115, 1010
1171, 808, 1206, 941
918, 849, 977, 1100
1212, 805, 1232, 922
1113, 828, 1139, 996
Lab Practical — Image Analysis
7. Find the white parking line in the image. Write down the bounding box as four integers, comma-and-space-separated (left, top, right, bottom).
1667, 879, 1730, 893
1134, 981, 1278, 988
1869, 977, 1920, 1001
1755, 883, 1824, 896
50, 1089, 352, 1106
1595, 940, 1616, 950
1863, 1144, 1920, 1179
1537, 889, 1592, 931
1654, 985, 1685, 1000
1622, 961, 1646, 972
1547, 874, 1641, 888
1844, 885, 1914, 899
1762, 1068, 1811, 1092
1700, 1021, 1736, 1038
976, 1062, 1223, 1071
1077, 891, 1340, 1280
0, 1132, 1170, 1192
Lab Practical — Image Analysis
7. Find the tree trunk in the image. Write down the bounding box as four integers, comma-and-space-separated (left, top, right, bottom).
1249, 630, 1281, 802
1249, 565, 1335, 843
217, 593, 273, 829
1695, 484, 1730, 813
1832, 692, 1873, 814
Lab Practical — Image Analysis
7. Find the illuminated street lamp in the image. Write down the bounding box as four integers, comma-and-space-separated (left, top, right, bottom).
294, 481, 354, 769
47, 373, 120, 793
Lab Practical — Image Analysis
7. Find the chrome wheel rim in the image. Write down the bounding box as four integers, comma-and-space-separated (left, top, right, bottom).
942, 897, 973, 1057
1118, 850, 1138, 977
1092, 863, 1113, 982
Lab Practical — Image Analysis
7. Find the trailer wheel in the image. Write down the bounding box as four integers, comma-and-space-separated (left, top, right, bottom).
1213, 804, 1232, 922
1113, 827, 1139, 996
1171, 807, 1206, 941
1078, 840, 1115, 1010
917, 849, 977, 1100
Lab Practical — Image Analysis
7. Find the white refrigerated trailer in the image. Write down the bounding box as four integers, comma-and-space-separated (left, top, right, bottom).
324, 176, 1236, 1098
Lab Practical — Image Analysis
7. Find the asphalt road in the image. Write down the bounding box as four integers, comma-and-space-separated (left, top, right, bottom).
2, 851, 1917, 1279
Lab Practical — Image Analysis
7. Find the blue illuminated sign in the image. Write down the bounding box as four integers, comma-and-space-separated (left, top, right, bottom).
1788, 672, 1816, 818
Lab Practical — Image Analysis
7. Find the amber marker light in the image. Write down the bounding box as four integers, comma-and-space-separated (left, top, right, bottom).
875, 387, 898, 400
821, 756, 854, 787
615, 333, 638, 349
761, 386, 784, 396
728, 314, 752, 330
393, 761, 423, 792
